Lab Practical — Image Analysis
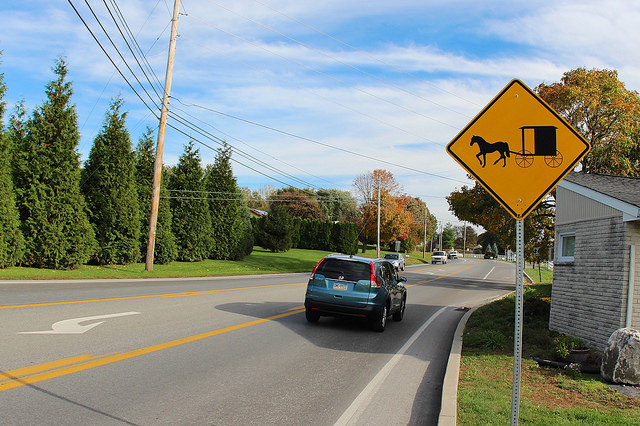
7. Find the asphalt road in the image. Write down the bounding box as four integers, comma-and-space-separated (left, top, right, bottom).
0, 257, 515, 425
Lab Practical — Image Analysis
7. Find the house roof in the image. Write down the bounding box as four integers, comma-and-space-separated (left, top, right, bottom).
249, 208, 268, 217
559, 172, 640, 221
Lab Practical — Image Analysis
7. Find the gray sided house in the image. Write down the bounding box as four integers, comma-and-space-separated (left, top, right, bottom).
550, 172, 640, 352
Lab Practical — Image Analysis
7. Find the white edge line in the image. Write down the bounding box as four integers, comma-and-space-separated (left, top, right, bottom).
334, 306, 449, 426
482, 266, 495, 280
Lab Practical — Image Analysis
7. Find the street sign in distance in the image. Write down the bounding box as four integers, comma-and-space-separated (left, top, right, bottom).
446, 79, 591, 220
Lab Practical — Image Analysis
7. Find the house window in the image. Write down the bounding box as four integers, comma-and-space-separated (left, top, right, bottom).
558, 233, 576, 262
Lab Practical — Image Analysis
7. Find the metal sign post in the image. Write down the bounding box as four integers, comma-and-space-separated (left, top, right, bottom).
511, 219, 524, 425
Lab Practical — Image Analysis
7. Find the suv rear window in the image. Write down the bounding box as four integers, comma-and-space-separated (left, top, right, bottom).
316, 258, 371, 282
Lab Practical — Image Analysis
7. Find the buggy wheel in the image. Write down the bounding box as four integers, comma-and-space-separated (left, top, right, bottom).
544, 150, 563, 168
515, 150, 533, 168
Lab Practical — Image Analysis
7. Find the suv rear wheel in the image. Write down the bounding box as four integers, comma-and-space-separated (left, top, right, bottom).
305, 308, 320, 323
371, 304, 387, 332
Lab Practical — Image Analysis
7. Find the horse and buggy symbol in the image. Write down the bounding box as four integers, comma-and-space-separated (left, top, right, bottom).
470, 125, 563, 169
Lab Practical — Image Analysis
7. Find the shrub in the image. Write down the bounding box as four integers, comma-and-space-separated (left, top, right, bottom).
465, 329, 509, 351
260, 204, 293, 252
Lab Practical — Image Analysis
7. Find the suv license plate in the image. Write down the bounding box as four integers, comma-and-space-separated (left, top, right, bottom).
333, 283, 348, 291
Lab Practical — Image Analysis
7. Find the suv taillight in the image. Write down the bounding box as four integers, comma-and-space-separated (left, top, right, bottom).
370, 263, 381, 288
310, 258, 325, 280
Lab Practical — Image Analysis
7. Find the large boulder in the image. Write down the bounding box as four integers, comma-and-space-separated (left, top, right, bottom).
601, 328, 640, 385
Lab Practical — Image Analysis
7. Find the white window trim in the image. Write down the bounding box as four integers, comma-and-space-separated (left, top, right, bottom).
557, 232, 576, 263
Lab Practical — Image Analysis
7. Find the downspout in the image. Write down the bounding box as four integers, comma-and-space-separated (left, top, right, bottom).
626, 245, 636, 328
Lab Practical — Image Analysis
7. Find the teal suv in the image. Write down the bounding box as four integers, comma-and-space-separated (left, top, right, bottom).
304, 254, 407, 332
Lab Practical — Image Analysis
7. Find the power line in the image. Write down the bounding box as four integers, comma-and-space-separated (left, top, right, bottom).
107, 0, 165, 94
167, 111, 324, 191
102, 0, 163, 100
169, 100, 338, 187
80, 0, 161, 110
172, 97, 467, 184
164, 120, 321, 194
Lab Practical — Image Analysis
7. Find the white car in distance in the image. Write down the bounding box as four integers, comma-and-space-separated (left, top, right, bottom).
431, 251, 447, 264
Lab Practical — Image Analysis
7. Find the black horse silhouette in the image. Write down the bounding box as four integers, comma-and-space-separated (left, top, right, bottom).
470, 135, 510, 167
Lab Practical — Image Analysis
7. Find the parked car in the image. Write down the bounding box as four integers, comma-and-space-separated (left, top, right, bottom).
383, 253, 405, 271
431, 251, 447, 264
304, 254, 407, 332
447, 250, 458, 259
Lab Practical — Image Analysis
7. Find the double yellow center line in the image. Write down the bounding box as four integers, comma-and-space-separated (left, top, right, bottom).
1, 306, 305, 392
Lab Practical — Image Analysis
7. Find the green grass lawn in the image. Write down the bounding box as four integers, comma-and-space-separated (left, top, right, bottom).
458, 282, 640, 424
525, 265, 553, 284
0, 247, 433, 280
0, 248, 333, 280
459, 354, 640, 425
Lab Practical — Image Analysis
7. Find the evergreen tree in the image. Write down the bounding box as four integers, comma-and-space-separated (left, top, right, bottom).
0, 62, 24, 267
332, 222, 358, 255
15, 58, 96, 269
203, 143, 245, 260
134, 127, 177, 264
231, 204, 254, 260
168, 141, 212, 261
82, 97, 140, 264
9, 101, 28, 212
260, 203, 293, 252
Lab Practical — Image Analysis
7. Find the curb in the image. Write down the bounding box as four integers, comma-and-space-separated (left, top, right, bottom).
437, 306, 478, 426
438, 293, 512, 425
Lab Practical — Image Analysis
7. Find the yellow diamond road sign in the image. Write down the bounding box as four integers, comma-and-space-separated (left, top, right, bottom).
446, 79, 591, 220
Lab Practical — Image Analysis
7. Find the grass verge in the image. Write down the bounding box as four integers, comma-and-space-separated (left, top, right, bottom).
458, 281, 640, 424
0, 247, 432, 280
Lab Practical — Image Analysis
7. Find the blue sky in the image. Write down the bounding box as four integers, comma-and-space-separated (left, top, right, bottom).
1, 0, 639, 228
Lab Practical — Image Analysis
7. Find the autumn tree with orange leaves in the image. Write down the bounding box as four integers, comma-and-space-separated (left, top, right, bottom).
353, 169, 414, 253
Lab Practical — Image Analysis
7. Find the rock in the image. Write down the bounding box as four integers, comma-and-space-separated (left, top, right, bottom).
601, 328, 640, 385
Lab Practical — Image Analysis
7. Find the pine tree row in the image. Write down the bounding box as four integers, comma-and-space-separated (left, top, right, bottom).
253, 209, 358, 255
0, 58, 252, 269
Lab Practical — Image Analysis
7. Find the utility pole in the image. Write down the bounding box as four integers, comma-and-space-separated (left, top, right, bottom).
463, 221, 467, 257
376, 181, 381, 258
422, 206, 427, 259
146, 0, 181, 272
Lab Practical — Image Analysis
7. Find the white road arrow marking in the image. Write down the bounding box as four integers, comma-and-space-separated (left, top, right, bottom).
18, 312, 141, 335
